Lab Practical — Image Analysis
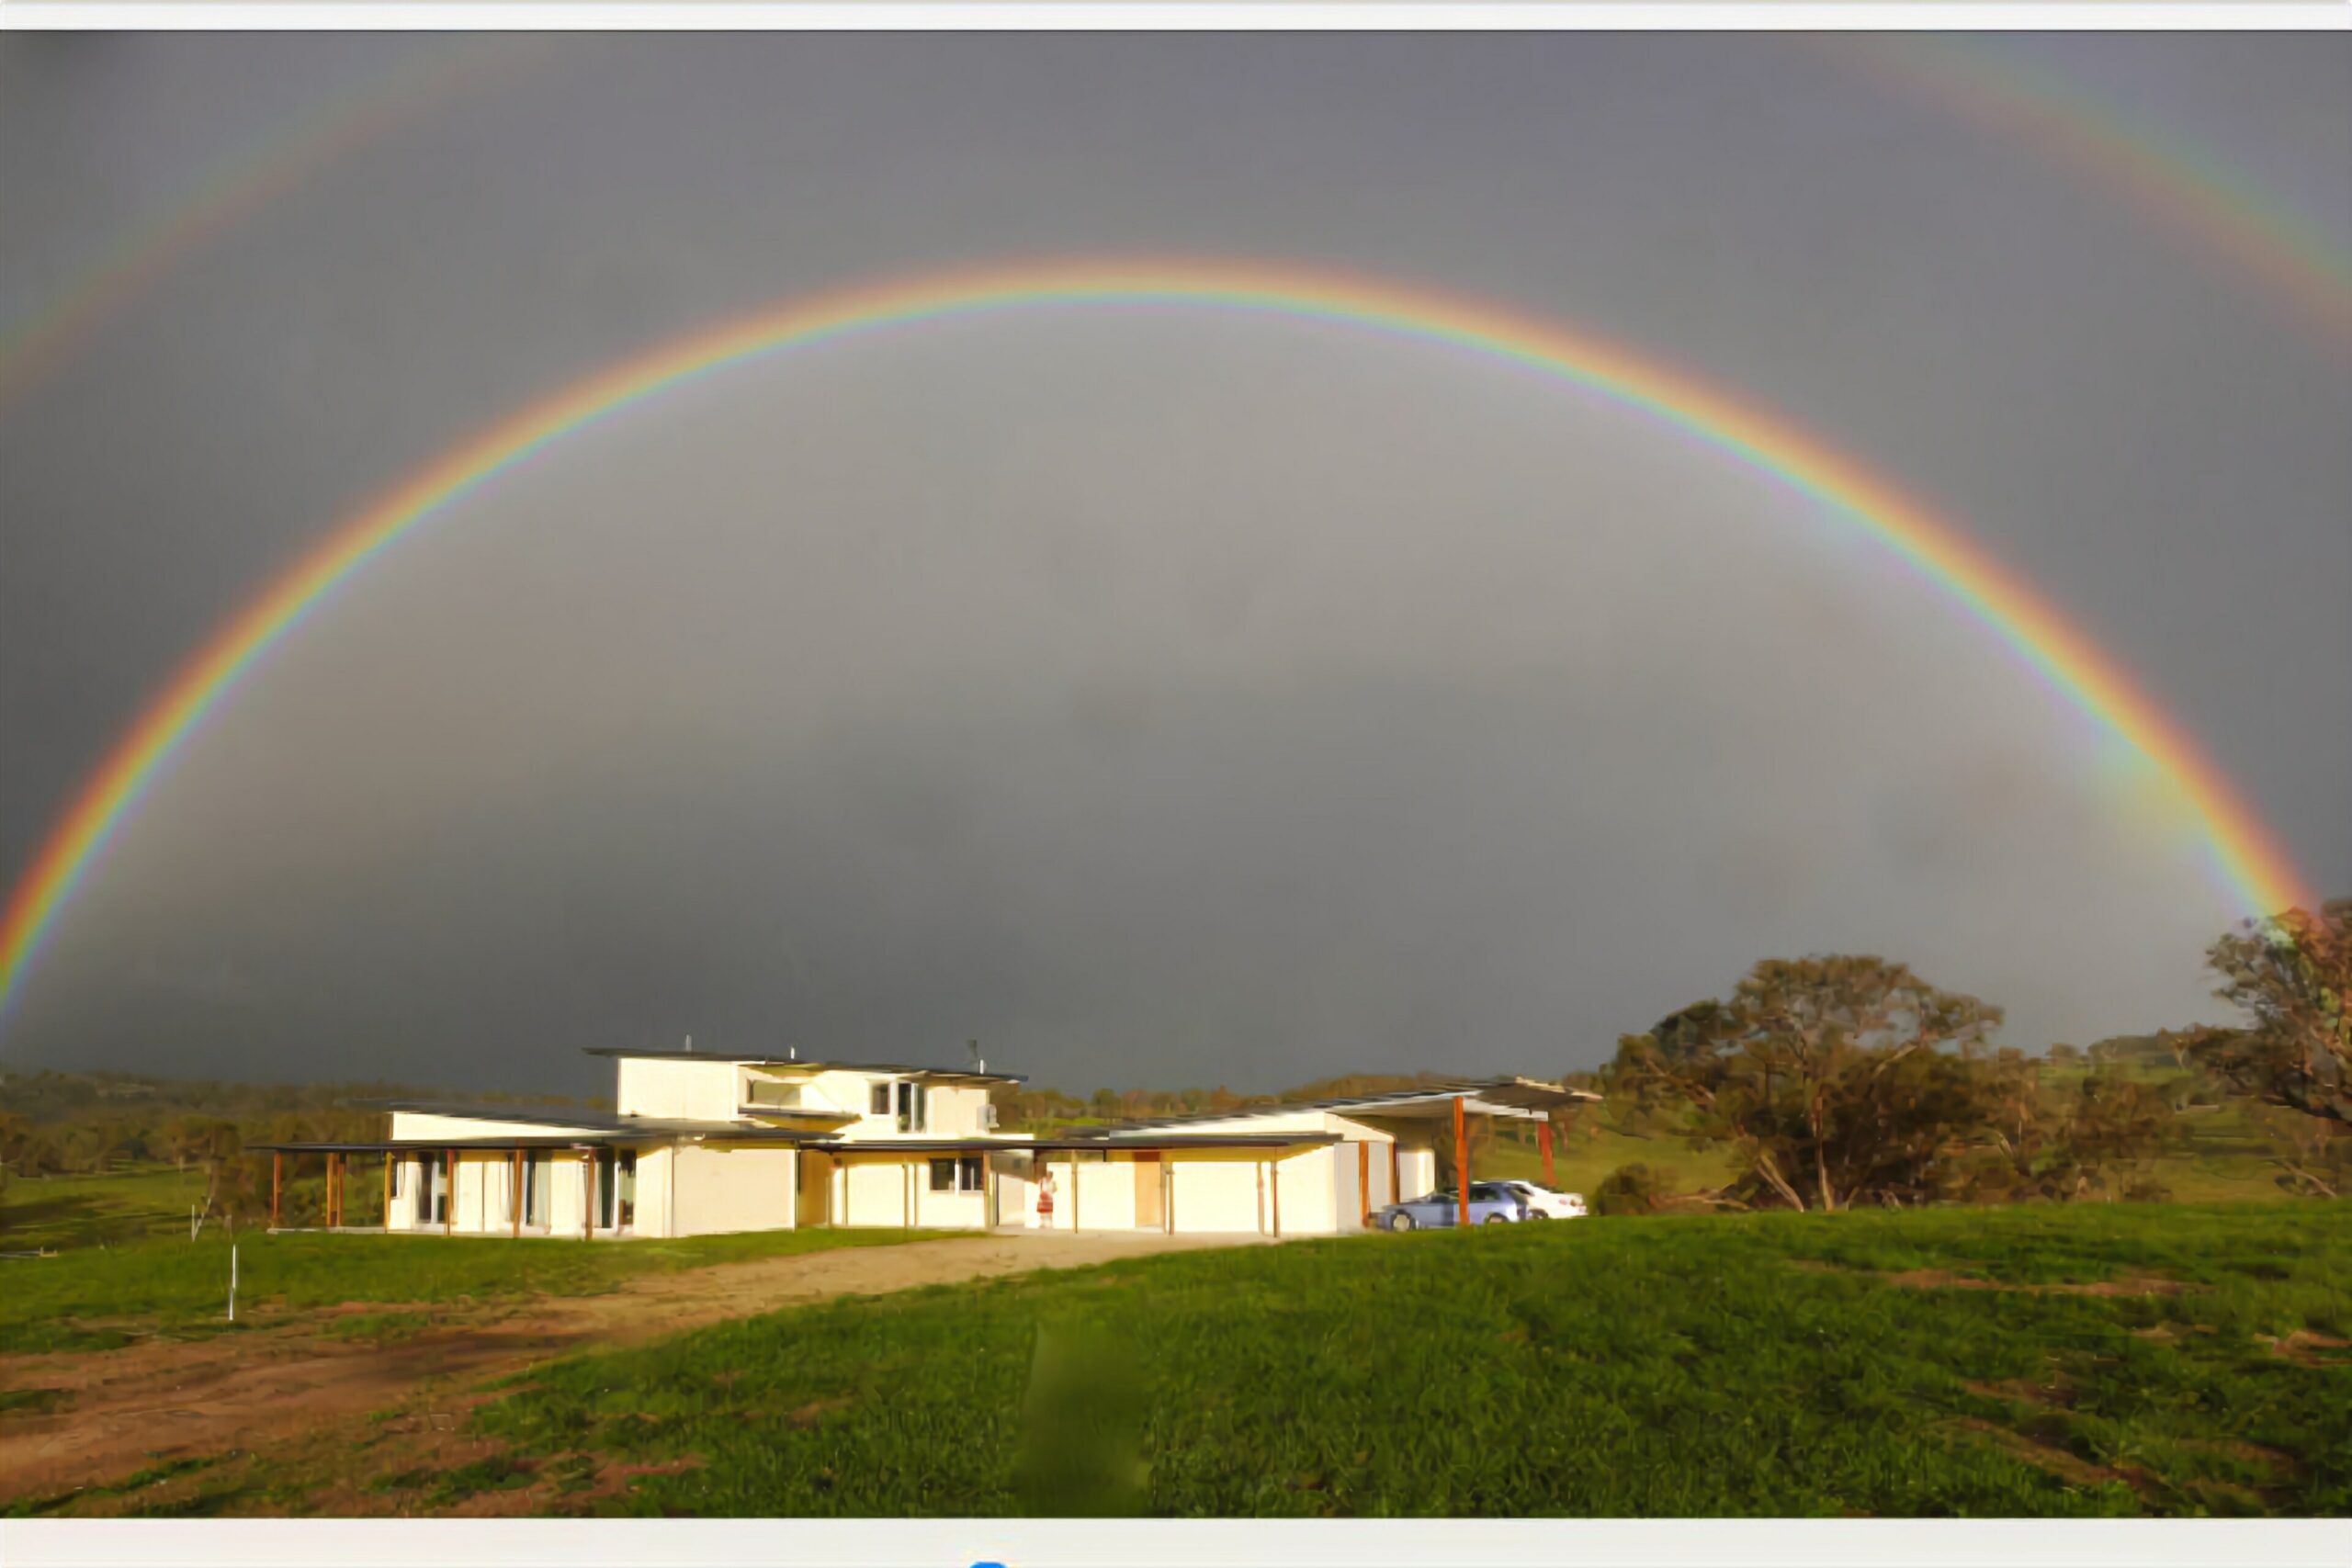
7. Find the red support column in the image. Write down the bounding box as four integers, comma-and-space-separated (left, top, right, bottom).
1454, 1097, 1471, 1230
382, 1153, 392, 1231
1389, 1141, 1400, 1206
1539, 1119, 1555, 1188
1358, 1141, 1371, 1228
270, 1153, 282, 1231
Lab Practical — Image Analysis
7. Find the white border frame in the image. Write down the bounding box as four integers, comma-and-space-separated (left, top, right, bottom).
2, 7, 2344, 1563
6, 1517, 2352, 1564
4, 4, 2349, 30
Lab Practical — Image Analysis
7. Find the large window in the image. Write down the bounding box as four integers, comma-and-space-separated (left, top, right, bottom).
894, 1080, 927, 1134
525, 1153, 551, 1226
870, 1083, 891, 1116
928, 1155, 986, 1194
414, 1154, 442, 1224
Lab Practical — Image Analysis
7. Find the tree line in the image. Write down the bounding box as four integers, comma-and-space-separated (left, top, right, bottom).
4, 898, 2341, 1229
1595, 898, 2347, 1212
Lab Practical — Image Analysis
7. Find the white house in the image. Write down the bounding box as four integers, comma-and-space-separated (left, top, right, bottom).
256, 1050, 1595, 1241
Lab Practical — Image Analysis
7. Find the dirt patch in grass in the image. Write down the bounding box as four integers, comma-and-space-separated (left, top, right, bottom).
1, 1230, 1256, 1512
1950, 1416, 2155, 1499
2256, 1329, 2351, 1368
1883, 1269, 2201, 1297
1963, 1376, 2081, 1410
1796, 1259, 2205, 1297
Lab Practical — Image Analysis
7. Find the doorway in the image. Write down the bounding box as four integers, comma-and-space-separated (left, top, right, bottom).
1135, 1152, 1164, 1231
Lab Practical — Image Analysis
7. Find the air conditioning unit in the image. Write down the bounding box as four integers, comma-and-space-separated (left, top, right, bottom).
978, 1103, 1000, 1130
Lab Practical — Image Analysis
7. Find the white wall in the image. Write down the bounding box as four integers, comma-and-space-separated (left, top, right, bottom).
841, 1156, 917, 1227
390, 1111, 602, 1143
671, 1143, 796, 1236
1069, 1153, 1137, 1232
1166, 1150, 1267, 1234
613, 1057, 743, 1122
1397, 1148, 1439, 1201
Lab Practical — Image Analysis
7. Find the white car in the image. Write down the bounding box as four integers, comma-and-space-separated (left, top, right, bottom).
1492, 1179, 1587, 1219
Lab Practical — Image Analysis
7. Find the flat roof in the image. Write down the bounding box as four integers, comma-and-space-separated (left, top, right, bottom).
1077, 1077, 1600, 1134
249, 1134, 792, 1154
834, 1133, 1340, 1154
582, 1048, 1024, 1084
356, 1099, 831, 1141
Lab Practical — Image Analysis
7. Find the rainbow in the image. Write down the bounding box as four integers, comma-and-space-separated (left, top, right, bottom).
0, 257, 2317, 1025
1820, 35, 2352, 347
0, 38, 548, 414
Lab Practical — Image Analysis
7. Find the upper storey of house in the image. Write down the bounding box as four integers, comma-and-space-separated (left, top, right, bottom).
582, 1048, 1023, 1142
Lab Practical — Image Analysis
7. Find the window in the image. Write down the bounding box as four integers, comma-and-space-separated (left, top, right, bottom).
617, 1150, 638, 1229
390, 1158, 402, 1198
870, 1083, 891, 1116
929, 1156, 987, 1194
526, 1153, 551, 1226
894, 1080, 926, 1134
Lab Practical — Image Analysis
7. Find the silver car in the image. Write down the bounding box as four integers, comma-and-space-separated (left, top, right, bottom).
1376, 1180, 1529, 1230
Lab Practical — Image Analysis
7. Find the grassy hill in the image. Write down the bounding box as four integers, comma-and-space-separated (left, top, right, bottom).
72, 1199, 2332, 1518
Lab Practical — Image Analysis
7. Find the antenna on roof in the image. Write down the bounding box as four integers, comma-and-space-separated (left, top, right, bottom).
787, 1044, 797, 1062
684, 1034, 693, 1054
967, 1038, 984, 1076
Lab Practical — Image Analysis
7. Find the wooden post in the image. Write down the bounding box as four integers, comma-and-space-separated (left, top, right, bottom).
1270, 1156, 1282, 1238
270, 1153, 282, 1231
1358, 1141, 1371, 1228
1256, 1161, 1266, 1235
582, 1151, 594, 1238
1454, 1097, 1471, 1230
333, 1152, 345, 1228
1389, 1141, 1400, 1206
1539, 1119, 1555, 1187
512, 1148, 524, 1237
446, 1149, 457, 1235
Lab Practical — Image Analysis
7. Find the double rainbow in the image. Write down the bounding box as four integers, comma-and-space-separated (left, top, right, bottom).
0, 258, 2316, 1023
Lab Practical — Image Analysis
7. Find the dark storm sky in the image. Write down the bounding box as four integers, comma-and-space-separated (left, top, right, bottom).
1, 33, 2346, 1099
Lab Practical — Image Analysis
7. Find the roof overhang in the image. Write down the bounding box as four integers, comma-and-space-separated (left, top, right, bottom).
830, 1133, 1339, 1153
585, 1048, 1026, 1084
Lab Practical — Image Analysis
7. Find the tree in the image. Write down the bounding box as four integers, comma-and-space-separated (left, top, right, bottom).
1965, 1054, 2181, 1203
2185, 899, 2350, 1130
1611, 955, 2005, 1212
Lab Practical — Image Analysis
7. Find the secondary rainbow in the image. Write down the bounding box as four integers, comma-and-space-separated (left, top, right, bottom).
0, 38, 548, 414
0, 258, 2316, 1024
1821, 35, 2352, 347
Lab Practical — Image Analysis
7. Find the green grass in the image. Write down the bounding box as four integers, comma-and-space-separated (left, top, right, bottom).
0, 1183, 970, 1353
0, 1165, 217, 1251
0, 1386, 72, 1416
443, 1201, 2349, 1517
3, 1458, 220, 1519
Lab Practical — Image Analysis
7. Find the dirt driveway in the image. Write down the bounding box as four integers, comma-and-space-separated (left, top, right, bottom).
0, 1229, 1262, 1506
